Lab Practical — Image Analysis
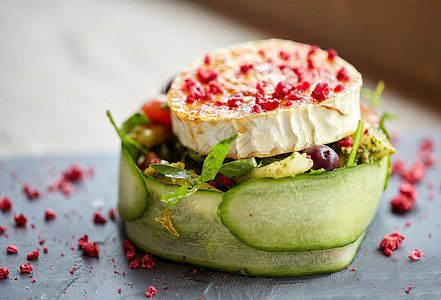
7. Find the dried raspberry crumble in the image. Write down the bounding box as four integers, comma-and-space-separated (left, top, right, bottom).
14, 213, 27, 227
27, 250, 39, 260
0, 197, 12, 211
408, 249, 421, 261
45, 208, 56, 220
23, 184, 41, 199
141, 254, 155, 269
146, 286, 158, 298
93, 212, 107, 224
0, 267, 9, 279
20, 263, 34, 273
6, 245, 18, 254
379, 232, 406, 256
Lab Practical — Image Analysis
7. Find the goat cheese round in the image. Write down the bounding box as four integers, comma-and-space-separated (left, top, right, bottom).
167, 39, 362, 159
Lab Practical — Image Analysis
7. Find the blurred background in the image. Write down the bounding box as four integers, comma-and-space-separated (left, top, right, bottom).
0, 0, 440, 158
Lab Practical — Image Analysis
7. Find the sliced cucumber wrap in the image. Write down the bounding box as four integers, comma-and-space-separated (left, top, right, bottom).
118, 147, 150, 221
119, 147, 389, 276
218, 156, 389, 252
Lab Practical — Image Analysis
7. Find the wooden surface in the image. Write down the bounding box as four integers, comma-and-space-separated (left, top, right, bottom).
1, 0, 440, 159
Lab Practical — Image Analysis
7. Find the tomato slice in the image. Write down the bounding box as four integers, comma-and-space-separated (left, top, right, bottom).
141, 95, 172, 128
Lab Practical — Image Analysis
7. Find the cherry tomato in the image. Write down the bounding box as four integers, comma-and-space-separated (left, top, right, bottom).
141, 94, 172, 128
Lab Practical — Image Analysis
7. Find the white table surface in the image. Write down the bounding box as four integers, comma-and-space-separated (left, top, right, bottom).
1, 0, 440, 159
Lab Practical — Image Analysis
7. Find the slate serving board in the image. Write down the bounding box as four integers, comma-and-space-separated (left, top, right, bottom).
1, 131, 440, 299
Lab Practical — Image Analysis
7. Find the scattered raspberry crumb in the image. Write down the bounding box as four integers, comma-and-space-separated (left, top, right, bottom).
405, 221, 412, 227
108, 208, 117, 220
337, 137, 353, 148
418, 138, 434, 153
63, 165, 85, 181
126, 249, 136, 260
0, 226, 5, 234
141, 254, 154, 269
0, 267, 9, 279
326, 49, 338, 60
118, 288, 122, 294
23, 184, 41, 199
6, 245, 18, 254
196, 67, 218, 84
311, 82, 330, 102
14, 213, 28, 227
379, 232, 406, 256
61, 252, 64, 256
390, 193, 415, 213
336, 67, 350, 81
240, 64, 253, 74
45, 208, 56, 220
43, 248, 48, 253
27, 250, 39, 260
146, 286, 158, 298
405, 286, 412, 294
402, 162, 426, 184
334, 83, 345, 92
0, 197, 12, 211
20, 263, 33, 273
408, 249, 421, 261
279, 50, 290, 60
203, 54, 210, 65
78, 234, 99, 257
129, 259, 140, 269
351, 268, 357, 271
344, 266, 349, 270
219, 174, 233, 186
93, 212, 107, 224
391, 158, 407, 175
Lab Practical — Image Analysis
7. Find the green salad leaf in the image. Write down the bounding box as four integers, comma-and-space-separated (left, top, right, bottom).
150, 164, 199, 186
361, 80, 385, 108
107, 110, 148, 158
160, 134, 238, 209
200, 134, 238, 182
346, 120, 364, 167
219, 157, 258, 178
379, 112, 398, 141
121, 112, 149, 134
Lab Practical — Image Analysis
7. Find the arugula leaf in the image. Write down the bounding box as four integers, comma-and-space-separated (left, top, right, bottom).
361, 80, 385, 108
121, 112, 149, 134
150, 163, 199, 186
219, 157, 258, 178
107, 110, 148, 158
379, 112, 398, 141
346, 120, 364, 167
161, 183, 201, 209
160, 133, 238, 209
200, 134, 238, 182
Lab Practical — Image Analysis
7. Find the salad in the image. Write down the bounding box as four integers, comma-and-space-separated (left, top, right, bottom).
109, 39, 395, 276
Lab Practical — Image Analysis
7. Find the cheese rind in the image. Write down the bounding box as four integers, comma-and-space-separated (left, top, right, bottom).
168, 39, 362, 159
